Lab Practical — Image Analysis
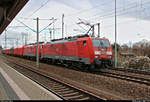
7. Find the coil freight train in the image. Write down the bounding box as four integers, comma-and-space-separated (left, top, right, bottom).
2, 35, 114, 69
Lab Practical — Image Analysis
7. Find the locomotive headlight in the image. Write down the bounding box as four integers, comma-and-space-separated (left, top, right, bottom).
106, 51, 112, 55
95, 51, 101, 55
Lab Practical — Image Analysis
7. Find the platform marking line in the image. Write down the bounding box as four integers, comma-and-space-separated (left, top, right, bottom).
2, 62, 62, 100
0, 67, 30, 100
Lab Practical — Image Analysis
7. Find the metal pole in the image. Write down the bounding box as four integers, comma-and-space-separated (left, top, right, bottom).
5, 29, 7, 49
53, 18, 55, 39
98, 23, 100, 38
62, 14, 64, 38
25, 33, 27, 45
92, 25, 95, 37
13, 40, 14, 47
45, 33, 46, 42
36, 17, 39, 69
115, 0, 117, 68
4, 30, 7, 56
22, 32, 24, 45
65, 24, 67, 37
16, 38, 18, 47
49, 28, 52, 41
26, 32, 28, 45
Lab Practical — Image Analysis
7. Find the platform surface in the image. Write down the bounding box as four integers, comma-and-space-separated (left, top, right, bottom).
0, 56, 62, 100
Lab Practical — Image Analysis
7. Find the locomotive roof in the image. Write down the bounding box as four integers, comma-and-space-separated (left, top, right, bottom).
46, 34, 109, 44
46, 37, 109, 45
24, 42, 45, 47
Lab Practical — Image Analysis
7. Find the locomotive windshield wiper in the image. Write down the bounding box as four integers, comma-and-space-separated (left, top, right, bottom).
100, 40, 109, 48
98, 40, 102, 49
99, 40, 106, 48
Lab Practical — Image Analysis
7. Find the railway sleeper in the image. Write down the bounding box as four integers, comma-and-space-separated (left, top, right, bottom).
49, 83, 63, 86
57, 90, 75, 94
77, 96, 90, 100
62, 92, 79, 97
52, 86, 67, 90
50, 82, 58, 85
73, 95, 90, 100
54, 88, 71, 92
64, 94, 84, 100
51, 84, 64, 88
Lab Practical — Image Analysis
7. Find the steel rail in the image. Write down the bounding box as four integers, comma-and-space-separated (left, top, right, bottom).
98, 71, 150, 86
109, 67, 150, 75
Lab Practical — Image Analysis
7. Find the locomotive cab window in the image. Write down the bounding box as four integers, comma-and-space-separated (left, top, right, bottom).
92, 39, 110, 48
83, 40, 87, 46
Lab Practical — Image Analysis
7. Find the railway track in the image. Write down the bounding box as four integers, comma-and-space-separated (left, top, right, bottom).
3, 55, 150, 99
109, 67, 150, 75
5, 55, 150, 87
6, 60, 104, 100
96, 70, 150, 86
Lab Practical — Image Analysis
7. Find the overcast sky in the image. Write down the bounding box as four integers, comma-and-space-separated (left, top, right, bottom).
0, 0, 150, 48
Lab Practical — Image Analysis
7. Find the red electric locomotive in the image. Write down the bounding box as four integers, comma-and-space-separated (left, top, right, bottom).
2, 35, 113, 69
2, 48, 11, 55
7, 48, 11, 55
2, 49, 8, 55
13, 46, 24, 56
2, 49, 5, 54
23, 42, 44, 59
41, 35, 113, 69
13, 47, 19, 56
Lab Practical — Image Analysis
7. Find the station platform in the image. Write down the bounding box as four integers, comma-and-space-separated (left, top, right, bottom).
0, 56, 62, 100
